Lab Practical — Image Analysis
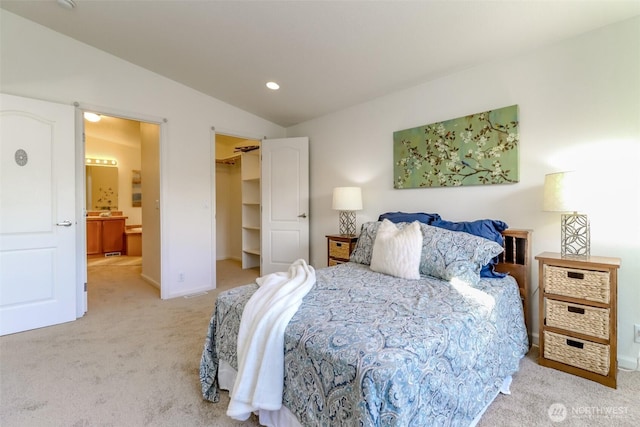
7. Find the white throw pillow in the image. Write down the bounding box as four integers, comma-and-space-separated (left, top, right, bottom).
370, 219, 422, 280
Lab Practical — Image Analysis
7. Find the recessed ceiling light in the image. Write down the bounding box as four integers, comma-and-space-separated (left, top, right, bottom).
84, 112, 101, 122
57, 0, 76, 10
266, 81, 280, 90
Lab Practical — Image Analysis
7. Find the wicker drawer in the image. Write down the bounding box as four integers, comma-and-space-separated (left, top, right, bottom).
328, 258, 345, 267
546, 299, 609, 339
544, 331, 609, 376
544, 265, 610, 303
329, 240, 351, 260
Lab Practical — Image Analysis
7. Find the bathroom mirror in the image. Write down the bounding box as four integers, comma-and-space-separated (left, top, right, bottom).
86, 165, 118, 211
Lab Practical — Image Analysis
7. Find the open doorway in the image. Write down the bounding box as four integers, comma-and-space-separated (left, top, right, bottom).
83, 112, 161, 302
215, 133, 260, 286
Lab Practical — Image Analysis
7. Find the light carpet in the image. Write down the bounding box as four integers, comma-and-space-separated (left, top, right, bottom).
1, 260, 638, 427
87, 255, 143, 267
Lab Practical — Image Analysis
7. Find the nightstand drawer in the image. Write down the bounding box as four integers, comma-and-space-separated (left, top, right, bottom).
544, 331, 610, 376
329, 240, 351, 260
544, 265, 610, 303
546, 299, 609, 339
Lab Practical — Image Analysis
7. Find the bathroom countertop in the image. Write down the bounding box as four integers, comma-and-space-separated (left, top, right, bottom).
87, 216, 128, 221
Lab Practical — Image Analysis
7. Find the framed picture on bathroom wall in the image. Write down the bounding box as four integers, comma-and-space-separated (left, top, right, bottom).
132, 169, 141, 207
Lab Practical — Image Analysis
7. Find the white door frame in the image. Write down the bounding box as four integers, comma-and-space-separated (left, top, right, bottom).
74, 108, 87, 317
74, 103, 167, 311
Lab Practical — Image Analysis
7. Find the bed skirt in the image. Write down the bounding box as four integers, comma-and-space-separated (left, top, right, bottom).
218, 359, 514, 427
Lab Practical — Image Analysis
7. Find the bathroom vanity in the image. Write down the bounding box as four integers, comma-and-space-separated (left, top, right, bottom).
87, 213, 127, 256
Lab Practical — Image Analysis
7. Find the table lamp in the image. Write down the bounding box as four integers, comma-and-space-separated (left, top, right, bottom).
543, 171, 589, 257
332, 187, 362, 236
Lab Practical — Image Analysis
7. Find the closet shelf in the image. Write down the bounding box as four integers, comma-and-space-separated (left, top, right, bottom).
216, 154, 241, 165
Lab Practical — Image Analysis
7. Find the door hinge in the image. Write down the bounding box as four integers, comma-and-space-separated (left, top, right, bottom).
84, 282, 87, 292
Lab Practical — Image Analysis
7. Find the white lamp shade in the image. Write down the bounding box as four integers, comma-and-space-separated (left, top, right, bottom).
543, 171, 582, 212
332, 187, 362, 211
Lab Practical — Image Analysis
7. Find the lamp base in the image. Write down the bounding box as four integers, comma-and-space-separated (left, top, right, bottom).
338, 211, 356, 236
561, 213, 590, 257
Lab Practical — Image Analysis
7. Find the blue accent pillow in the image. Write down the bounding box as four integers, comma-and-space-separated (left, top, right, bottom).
378, 211, 441, 225
430, 218, 508, 278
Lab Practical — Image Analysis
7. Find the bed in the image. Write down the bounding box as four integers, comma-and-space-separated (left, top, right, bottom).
201, 218, 531, 426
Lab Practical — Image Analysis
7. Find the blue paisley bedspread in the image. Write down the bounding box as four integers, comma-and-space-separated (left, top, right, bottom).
200, 262, 529, 426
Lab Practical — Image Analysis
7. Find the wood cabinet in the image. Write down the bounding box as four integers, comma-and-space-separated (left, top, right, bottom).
326, 235, 358, 266
87, 216, 127, 256
86, 220, 102, 255
535, 252, 621, 388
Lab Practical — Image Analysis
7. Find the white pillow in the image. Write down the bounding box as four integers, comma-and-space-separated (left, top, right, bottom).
370, 219, 422, 280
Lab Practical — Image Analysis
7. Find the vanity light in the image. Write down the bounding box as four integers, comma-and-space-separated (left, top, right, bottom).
86, 157, 117, 166
84, 112, 101, 122
266, 81, 280, 90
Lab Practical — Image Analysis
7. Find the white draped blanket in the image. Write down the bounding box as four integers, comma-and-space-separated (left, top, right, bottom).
227, 259, 316, 421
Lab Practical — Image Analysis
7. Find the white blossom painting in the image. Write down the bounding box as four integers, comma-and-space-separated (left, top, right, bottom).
394, 105, 519, 188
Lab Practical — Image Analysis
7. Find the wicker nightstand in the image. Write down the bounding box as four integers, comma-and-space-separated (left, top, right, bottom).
535, 252, 621, 388
326, 234, 358, 266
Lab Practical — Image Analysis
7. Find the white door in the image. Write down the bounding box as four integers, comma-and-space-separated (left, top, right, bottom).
0, 93, 77, 335
261, 137, 309, 275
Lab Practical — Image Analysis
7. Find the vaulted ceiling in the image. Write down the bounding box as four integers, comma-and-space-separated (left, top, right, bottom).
2, 1, 639, 127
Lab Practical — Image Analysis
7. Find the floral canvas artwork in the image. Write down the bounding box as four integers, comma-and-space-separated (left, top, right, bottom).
393, 105, 519, 188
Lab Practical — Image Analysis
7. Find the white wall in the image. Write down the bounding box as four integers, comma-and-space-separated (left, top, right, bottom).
0, 11, 285, 298
288, 17, 640, 368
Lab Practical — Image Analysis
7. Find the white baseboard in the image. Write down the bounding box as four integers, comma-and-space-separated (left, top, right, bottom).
165, 285, 215, 299
141, 273, 160, 289
618, 354, 640, 371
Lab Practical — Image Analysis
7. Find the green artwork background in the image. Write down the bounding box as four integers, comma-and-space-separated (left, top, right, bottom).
393, 105, 519, 188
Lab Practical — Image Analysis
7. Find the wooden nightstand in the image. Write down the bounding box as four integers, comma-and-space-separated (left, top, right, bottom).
326, 234, 358, 266
535, 252, 621, 388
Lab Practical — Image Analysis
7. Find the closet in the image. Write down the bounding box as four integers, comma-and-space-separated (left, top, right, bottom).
215, 135, 261, 271
216, 135, 309, 275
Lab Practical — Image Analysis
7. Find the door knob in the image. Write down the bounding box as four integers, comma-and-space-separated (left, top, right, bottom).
297, 213, 307, 218
56, 220, 73, 227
